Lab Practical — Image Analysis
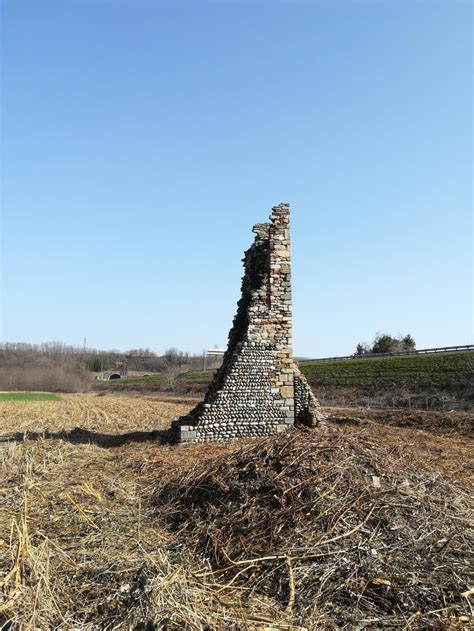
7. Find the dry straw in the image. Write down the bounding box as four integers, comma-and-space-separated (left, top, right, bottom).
0, 395, 473, 629
153, 427, 473, 629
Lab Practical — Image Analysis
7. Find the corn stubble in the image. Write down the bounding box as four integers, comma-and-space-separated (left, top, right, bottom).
0, 396, 472, 629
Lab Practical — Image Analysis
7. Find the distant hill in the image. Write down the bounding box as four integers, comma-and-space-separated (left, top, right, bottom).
300, 351, 473, 390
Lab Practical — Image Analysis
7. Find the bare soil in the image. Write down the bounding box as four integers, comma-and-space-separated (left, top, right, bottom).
325, 405, 474, 436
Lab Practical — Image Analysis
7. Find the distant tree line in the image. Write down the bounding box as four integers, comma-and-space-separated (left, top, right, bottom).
0, 342, 207, 391
84, 346, 198, 373
355, 333, 416, 356
0, 346, 91, 392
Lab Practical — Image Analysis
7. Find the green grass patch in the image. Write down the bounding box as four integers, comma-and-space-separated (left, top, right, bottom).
175, 354, 474, 391
98, 374, 166, 387
0, 392, 62, 401
178, 370, 216, 381
300, 351, 474, 389
119, 374, 165, 384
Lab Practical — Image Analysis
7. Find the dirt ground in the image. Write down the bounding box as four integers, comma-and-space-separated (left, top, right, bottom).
0, 395, 472, 629
325, 405, 474, 436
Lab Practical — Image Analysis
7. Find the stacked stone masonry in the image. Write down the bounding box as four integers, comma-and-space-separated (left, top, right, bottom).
172, 203, 322, 443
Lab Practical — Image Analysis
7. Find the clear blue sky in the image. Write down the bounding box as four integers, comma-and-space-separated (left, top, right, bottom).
1, 0, 472, 357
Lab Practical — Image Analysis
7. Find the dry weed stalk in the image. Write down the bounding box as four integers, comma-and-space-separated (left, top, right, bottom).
1, 450, 64, 627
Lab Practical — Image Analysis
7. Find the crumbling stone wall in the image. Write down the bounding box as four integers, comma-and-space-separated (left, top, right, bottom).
172, 203, 322, 442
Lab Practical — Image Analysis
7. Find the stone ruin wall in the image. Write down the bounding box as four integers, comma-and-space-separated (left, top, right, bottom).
172, 203, 322, 443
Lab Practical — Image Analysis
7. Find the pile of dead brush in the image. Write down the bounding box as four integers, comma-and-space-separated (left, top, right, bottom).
154, 427, 473, 629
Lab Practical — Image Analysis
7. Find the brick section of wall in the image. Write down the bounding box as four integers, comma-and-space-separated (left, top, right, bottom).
172, 203, 322, 443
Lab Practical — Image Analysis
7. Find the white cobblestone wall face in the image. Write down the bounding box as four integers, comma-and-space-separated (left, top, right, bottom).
172, 203, 322, 443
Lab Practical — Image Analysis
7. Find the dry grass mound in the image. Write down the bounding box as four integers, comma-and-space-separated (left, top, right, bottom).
154, 428, 473, 629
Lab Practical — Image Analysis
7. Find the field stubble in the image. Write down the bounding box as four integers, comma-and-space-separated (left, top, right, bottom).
0, 395, 472, 630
